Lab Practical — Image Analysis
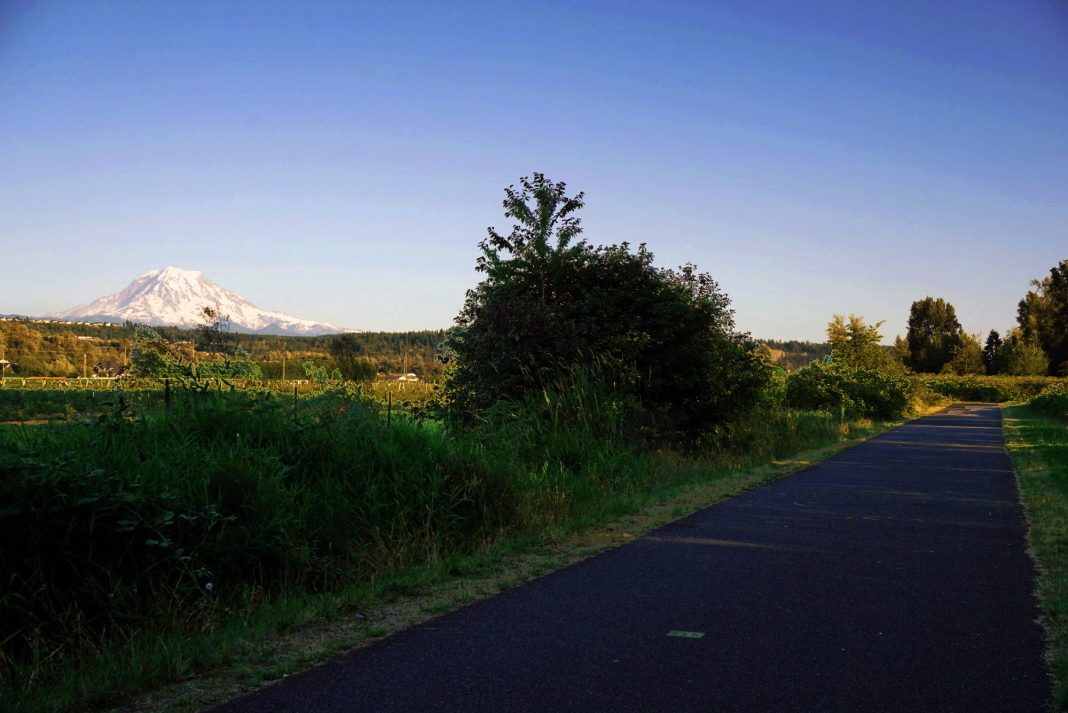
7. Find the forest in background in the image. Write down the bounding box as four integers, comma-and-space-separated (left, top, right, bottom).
0, 319, 444, 379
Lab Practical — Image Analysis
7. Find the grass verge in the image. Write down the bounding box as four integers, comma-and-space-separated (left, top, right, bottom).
98, 411, 922, 713
1003, 405, 1068, 710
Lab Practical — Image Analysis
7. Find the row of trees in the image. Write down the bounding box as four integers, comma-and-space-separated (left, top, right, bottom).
0, 315, 444, 379
898, 263, 1068, 377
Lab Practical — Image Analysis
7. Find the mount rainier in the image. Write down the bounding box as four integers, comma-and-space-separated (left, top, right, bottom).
51, 267, 344, 336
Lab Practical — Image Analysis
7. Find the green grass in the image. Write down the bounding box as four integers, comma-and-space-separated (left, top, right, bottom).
0, 380, 915, 713
1003, 405, 1068, 710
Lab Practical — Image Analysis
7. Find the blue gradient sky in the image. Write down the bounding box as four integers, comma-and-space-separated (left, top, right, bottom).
2, 1, 1065, 340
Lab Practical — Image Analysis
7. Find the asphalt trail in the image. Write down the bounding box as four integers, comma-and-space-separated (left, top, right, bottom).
210, 404, 1049, 712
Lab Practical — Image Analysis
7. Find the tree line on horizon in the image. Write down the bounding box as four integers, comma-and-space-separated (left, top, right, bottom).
893, 264, 1068, 377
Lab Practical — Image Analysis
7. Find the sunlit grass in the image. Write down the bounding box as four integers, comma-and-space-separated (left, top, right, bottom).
1003, 405, 1068, 710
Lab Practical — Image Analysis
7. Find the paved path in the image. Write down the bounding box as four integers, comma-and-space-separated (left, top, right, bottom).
211, 404, 1049, 712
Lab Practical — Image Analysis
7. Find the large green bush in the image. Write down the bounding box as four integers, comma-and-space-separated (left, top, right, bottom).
785, 362, 912, 420
784, 314, 912, 420
443, 174, 769, 444
1029, 381, 1068, 420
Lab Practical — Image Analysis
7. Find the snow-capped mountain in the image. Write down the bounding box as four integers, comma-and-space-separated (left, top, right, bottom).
52, 267, 344, 336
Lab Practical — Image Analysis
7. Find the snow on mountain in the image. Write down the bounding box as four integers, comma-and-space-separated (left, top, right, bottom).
52, 267, 345, 336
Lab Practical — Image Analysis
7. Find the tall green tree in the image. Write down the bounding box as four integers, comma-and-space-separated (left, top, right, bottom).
1017, 258, 1068, 375
444, 173, 769, 443
329, 333, 378, 381
942, 332, 985, 375
827, 314, 902, 373
982, 330, 1002, 375
1000, 329, 1049, 376
905, 297, 963, 373
477, 173, 587, 306
196, 305, 232, 353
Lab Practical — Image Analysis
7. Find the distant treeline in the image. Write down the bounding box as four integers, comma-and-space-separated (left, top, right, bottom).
0, 318, 445, 378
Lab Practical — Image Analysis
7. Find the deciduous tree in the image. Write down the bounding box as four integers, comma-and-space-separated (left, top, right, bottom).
1017, 259, 1068, 375
982, 330, 1002, 375
905, 297, 963, 373
942, 332, 985, 375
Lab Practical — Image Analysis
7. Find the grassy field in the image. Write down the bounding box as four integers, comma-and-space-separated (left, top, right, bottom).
0, 378, 921, 713
1003, 404, 1068, 710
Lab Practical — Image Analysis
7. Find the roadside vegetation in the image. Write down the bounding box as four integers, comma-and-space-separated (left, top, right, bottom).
1003, 380, 1068, 709
0, 174, 1063, 712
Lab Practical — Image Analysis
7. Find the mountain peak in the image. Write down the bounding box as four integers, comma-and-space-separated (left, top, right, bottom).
52, 268, 345, 336
149, 266, 204, 280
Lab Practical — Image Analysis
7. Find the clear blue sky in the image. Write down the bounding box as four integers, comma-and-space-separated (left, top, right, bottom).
2, 0, 1065, 340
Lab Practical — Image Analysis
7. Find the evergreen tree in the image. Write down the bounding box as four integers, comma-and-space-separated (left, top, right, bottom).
982, 330, 1002, 375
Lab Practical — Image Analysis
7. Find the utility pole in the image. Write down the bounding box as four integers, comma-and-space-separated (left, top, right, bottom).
83, 353, 88, 379
282, 356, 286, 382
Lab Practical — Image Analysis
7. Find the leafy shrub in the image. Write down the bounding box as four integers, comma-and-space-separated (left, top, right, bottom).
1029, 381, 1068, 420
785, 362, 912, 420
917, 375, 1060, 402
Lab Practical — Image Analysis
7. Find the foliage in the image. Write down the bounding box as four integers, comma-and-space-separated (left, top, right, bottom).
130, 326, 191, 378
1001, 329, 1050, 376
0, 318, 446, 379
1018, 258, 1068, 375
827, 314, 904, 373
785, 315, 912, 420
302, 360, 342, 386
983, 330, 1003, 375
757, 339, 832, 371
784, 362, 912, 420
444, 173, 769, 445
942, 332, 985, 375
0, 390, 509, 697
905, 296, 963, 373
195, 305, 232, 353
195, 346, 263, 380
328, 333, 379, 382
1029, 381, 1068, 421
916, 374, 1061, 403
